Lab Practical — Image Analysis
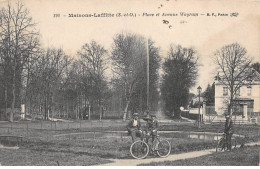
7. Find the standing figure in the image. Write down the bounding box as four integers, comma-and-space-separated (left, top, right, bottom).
224, 113, 233, 151
126, 113, 143, 143
144, 114, 159, 143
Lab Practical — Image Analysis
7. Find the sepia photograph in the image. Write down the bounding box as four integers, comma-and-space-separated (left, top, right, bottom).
0, 0, 259, 166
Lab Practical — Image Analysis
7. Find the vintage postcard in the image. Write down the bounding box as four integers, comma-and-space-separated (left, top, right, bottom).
0, 0, 259, 166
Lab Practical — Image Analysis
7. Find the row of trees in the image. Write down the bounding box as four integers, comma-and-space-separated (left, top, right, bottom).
0, 2, 162, 121
1, 2, 256, 121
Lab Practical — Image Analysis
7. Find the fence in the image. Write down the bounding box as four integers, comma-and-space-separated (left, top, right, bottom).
0, 120, 127, 142
205, 106, 217, 115
181, 110, 203, 121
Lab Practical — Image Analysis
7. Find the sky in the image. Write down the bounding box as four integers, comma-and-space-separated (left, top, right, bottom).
1, 0, 260, 93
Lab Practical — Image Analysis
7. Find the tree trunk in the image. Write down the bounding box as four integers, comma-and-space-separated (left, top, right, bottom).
173, 108, 181, 119
229, 86, 234, 117
123, 100, 130, 121
44, 93, 48, 120
4, 85, 8, 120
10, 59, 17, 122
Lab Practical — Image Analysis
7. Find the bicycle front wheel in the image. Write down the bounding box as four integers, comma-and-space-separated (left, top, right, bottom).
156, 139, 171, 157
130, 140, 149, 159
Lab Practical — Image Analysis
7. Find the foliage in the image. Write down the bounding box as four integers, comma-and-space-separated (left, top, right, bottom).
202, 83, 215, 105
0, 2, 40, 121
161, 45, 199, 119
78, 40, 109, 119
251, 62, 260, 73
27, 48, 71, 119
111, 33, 160, 119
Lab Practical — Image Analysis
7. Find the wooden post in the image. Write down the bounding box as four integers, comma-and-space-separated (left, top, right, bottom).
80, 120, 81, 131
41, 120, 43, 130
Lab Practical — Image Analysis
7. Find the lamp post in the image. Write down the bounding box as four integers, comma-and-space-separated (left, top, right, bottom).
197, 86, 202, 128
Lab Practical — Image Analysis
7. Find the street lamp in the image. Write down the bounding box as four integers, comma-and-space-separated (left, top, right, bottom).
197, 86, 202, 128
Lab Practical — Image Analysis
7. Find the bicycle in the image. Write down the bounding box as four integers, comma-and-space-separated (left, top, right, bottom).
216, 133, 236, 152
130, 132, 171, 159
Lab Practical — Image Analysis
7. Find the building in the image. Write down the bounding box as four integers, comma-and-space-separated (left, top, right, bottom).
215, 69, 260, 120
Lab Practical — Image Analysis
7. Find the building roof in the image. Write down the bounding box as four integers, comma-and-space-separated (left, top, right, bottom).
215, 68, 260, 83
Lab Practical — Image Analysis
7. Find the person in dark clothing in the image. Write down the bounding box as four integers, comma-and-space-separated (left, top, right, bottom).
144, 114, 159, 143
224, 113, 233, 151
126, 113, 143, 143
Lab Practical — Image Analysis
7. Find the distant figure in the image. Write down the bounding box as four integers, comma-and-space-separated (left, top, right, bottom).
126, 113, 143, 143
224, 113, 233, 151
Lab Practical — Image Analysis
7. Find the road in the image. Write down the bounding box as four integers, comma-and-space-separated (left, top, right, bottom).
99, 141, 260, 166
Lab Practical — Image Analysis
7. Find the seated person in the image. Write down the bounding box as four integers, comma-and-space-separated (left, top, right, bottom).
126, 113, 143, 143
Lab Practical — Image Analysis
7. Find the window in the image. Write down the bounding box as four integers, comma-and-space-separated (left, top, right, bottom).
247, 86, 252, 96
223, 87, 228, 96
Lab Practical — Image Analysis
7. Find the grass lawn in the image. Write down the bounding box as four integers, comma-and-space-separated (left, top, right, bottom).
139, 145, 260, 166
0, 120, 259, 166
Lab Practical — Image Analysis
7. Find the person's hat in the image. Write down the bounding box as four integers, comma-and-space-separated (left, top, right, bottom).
133, 113, 139, 117
143, 115, 152, 121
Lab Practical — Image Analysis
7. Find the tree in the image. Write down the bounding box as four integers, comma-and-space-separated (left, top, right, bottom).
130, 40, 161, 113
111, 33, 146, 120
252, 62, 260, 73
77, 40, 108, 120
0, 2, 40, 121
161, 45, 199, 119
111, 33, 160, 120
214, 43, 252, 116
27, 48, 71, 120
202, 83, 215, 105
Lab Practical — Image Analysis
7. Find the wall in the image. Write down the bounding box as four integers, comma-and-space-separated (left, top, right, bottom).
215, 80, 260, 115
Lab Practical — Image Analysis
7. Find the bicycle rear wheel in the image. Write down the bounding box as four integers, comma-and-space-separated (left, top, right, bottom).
156, 139, 171, 157
130, 140, 149, 159
216, 138, 226, 152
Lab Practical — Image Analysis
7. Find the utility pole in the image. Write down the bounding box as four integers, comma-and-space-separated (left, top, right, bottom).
146, 38, 149, 113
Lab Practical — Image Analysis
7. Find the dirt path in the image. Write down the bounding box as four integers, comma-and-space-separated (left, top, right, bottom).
99, 141, 260, 166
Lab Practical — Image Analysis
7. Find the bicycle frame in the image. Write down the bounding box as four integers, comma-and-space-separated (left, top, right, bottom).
142, 132, 160, 152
